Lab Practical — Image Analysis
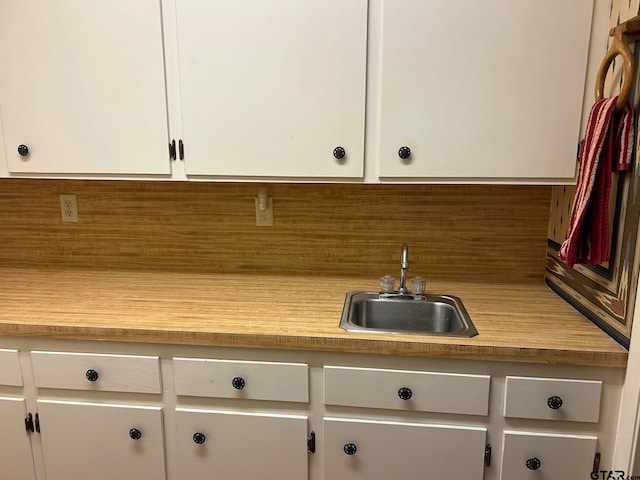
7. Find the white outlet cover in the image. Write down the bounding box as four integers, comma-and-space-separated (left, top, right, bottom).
59, 194, 78, 223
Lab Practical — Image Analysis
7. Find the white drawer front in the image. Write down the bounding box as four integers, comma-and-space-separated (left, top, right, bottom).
0, 349, 22, 386
504, 376, 602, 422
324, 366, 490, 415
500, 430, 597, 479
173, 358, 309, 403
31, 351, 161, 394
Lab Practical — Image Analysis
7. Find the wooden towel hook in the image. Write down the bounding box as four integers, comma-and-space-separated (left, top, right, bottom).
595, 15, 640, 111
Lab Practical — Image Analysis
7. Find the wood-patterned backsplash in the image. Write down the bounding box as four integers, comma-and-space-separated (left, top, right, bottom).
0, 179, 551, 283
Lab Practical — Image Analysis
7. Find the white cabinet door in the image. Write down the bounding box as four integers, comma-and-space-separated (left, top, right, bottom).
0, 397, 35, 480
175, 408, 308, 479
0, 0, 170, 175
176, 0, 367, 179
500, 430, 597, 480
37, 400, 166, 480
324, 417, 487, 479
377, 0, 592, 181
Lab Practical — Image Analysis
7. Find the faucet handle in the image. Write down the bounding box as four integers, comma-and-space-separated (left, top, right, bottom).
410, 277, 426, 295
380, 275, 395, 293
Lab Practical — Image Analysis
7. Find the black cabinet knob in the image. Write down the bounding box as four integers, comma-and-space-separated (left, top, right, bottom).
398, 146, 411, 160
17, 144, 29, 157
333, 146, 346, 159
343, 443, 357, 455
85, 369, 99, 382
547, 395, 563, 409
525, 457, 541, 470
398, 387, 413, 400
193, 432, 206, 444
129, 428, 142, 440
232, 376, 245, 390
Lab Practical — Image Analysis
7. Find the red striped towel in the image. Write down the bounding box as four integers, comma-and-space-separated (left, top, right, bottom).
559, 96, 634, 268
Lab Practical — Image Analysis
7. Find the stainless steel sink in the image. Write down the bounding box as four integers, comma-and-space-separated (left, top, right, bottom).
340, 291, 478, 337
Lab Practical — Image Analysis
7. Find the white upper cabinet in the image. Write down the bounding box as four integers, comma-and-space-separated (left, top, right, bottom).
376, 0, 593, 181
0, 0, 170, 176
0, 0, 598, 182
175, 0, 367, 179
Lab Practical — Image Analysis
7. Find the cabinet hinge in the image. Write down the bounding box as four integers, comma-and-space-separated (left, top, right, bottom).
484, 444, 491, 467
307, 431, 316, 453
178, 139, 184, 160
169, 140, 177, 161
577, 139, 584, 161
592, 452, 601, 474
25, 412, 41, 433
25, 412, 34, 433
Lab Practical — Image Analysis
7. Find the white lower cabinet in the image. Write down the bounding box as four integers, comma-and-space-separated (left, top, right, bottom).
323, 365, 490, 479
174, 408, 309, 479
0, 397, 35, 480
172, 356, 310, 479
324, 417, 487, 479
37, 400, 166, 480
28, 351, 166, 479
499, 375, 602, 479
500, 430, 597, 480
0, 341, 624, 480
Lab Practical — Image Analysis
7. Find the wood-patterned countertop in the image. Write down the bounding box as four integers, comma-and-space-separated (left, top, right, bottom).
0, 267, 628, 367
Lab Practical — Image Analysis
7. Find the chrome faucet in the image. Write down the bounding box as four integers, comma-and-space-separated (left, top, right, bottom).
398, 243, 409, 294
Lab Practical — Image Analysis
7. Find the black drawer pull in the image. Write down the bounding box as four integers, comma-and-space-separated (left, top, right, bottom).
526, 457, 541, 470
17, 144, 29, 157
333, 146, 346, 159
343, 443, 357, 455
547, 395, 563, 409
398, 146, 411, 159
398, 387, 413, 400
232, 376, 245, 390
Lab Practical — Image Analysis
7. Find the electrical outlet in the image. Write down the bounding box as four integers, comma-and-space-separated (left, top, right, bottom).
59, 194, 78, 223
255, 197, 274, 226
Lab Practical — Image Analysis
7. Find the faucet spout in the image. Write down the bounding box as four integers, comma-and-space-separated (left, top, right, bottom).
399, 243, 409, 294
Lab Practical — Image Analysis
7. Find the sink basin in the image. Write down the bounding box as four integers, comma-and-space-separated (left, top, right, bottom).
340, 291, 478, 337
